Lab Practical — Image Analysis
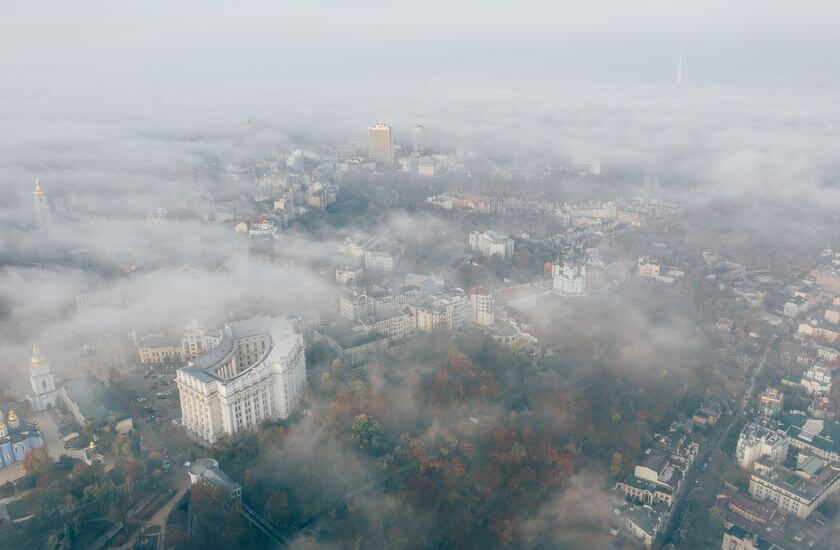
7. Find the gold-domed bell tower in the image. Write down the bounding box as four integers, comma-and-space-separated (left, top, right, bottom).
28, 343, 58, 411
33, 177, 53, 228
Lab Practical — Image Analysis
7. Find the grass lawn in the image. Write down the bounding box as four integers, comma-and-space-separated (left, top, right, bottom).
6, 492, 40, 520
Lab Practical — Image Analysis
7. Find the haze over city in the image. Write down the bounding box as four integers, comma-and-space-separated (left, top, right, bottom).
2, 2, 840, 549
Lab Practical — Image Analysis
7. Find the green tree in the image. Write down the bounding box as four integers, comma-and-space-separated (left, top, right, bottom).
351, 414, 384, 454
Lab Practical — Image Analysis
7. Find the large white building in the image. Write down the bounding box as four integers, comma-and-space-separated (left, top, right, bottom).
469, 230, 514, 260
176, 317, 307, 445
27, 343, 57, 412
553, 264, 587, 296
735, 423, 789, 471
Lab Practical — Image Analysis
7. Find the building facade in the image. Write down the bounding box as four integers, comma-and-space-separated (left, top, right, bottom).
368, 123, 393, 163
176, 317, 307, 445
467, 288, 495, 325
748, 457, 840, 518
182, 319, 222, 363
27, 343, 57, 412
0, 409, 43, 467
735, 423, 789, 470
468, 230, 514, 260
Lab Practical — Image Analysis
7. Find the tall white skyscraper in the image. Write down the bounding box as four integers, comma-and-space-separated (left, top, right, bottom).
413, 125, 425, 154
368, 123, 393, 163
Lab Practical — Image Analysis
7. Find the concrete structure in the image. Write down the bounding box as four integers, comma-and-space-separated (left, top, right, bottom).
758, 388, 784, 419
368, 123, 393, 163
339, 288, 373, 321
176, 317, 306, 445
467, 288, 495, 326
60, 375, 133, 433
623, 505, 660, 548
336, 265, 362, 286
748, 456, 840, 518
27, 343, 57, 412
411, 290, 469, 331
137, 335, 184, 365
617, 475, 674, 507
735, 423, 789, 471
364, 247, 396, 273
721, 525, 779, 550
779, 413, 840, 462
182, 319, 222, 363
188, 458, 242, 505
468, 230, 514, 260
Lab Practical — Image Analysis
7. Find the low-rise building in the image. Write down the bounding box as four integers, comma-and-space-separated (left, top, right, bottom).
809, 396, 836, 420
779, 413, 840, 462
188, 458, 242, 506
137, 335, 184, 364
748, 456, 840, 518
60, 375, 133, 433
721, 525, 780, 550
339, 288, 373, 321
623, 505, 661, 548
759, 388, 784, 419
637, 258, 660, 278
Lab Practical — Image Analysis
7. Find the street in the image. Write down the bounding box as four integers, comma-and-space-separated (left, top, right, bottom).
657, 340, 770, 548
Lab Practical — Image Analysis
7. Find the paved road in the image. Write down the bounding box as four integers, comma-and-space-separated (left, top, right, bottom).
657, 343, 769, 548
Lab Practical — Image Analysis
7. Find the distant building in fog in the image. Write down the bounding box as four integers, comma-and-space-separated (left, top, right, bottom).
413, 125, 425, 154
467, 288, 495, 325
469, 230, 514, 260
368, 123, 393, 163
572, 159, 601, 176
33, 177, 52, 228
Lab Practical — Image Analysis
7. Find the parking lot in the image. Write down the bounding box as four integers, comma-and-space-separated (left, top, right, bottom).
122, 363, 182, 429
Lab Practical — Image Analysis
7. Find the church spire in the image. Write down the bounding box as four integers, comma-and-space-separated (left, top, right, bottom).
30, 342, 46, 368
33, 177, 46, 199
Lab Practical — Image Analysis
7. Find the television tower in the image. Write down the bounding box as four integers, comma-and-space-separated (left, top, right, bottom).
676, 43, 685, 85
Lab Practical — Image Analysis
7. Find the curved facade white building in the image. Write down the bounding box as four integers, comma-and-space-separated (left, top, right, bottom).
176, 316, 306, 445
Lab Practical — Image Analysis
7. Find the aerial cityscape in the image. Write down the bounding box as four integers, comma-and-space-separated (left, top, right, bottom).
2, 2, 840, 549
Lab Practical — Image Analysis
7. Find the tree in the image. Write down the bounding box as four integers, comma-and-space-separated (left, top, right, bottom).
610, 452, 624, 477
22, 448, 51, 477
352, 414, 384, 454
123, 460, 140, 504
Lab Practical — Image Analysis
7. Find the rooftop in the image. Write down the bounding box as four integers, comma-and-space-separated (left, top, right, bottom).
62, 376, 130, 427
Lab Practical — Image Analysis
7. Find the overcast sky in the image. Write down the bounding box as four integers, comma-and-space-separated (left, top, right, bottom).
2, 0, 839, 94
